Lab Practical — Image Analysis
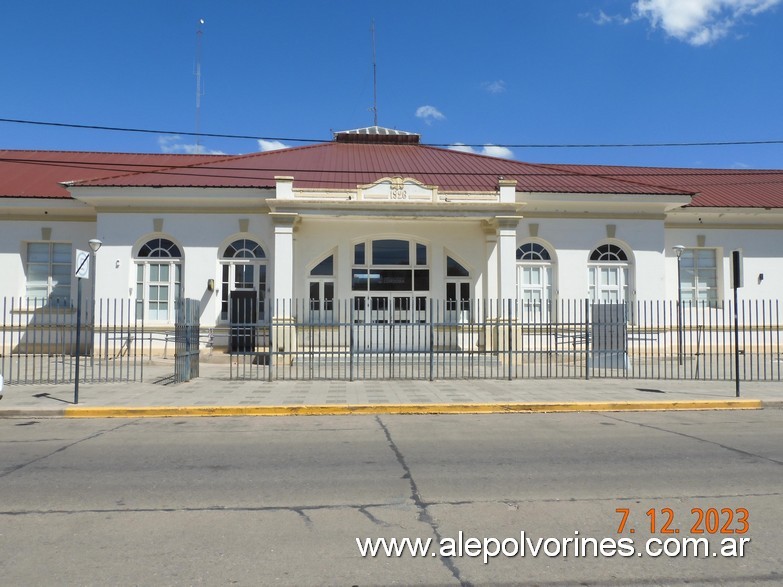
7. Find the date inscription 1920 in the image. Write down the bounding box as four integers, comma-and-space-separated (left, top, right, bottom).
390, 186, 408, 200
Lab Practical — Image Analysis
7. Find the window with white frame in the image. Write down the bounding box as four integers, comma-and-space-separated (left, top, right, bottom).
680, 248, 718, 305
588, 243, 630, 302
220, 238, 267, 323
135, 238, 182, 322
445, 256, 471, 316
516, 242, 554, 319
308, 254, 335, 321
26, 242, 72, 305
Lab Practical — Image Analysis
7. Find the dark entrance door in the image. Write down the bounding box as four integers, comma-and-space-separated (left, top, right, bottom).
230, 290, 257, 352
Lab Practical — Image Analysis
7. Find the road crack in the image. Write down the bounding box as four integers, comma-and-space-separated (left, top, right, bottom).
600, 413, 783, 466
0, 419, 139, 479
375, 415, 469, 587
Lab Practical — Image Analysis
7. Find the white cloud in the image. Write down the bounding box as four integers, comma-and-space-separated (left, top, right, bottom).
632, 0, 782, 45
257, 139, 290, 152
482, 80, 507, 94
448, 143, 475, 154
158, 135, 225, 155
481, 145, 514, 159
415, 105, 446, 124
448, 143, 514, 159
589, 9, 633, 25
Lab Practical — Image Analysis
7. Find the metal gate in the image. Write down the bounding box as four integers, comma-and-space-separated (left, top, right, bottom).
174, 298, 200, 382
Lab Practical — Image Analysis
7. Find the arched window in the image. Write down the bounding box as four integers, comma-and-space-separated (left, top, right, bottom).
352, 238, 429, 323
223, 239, 264, 259
589, 243, 628, 262
516, 242, 554, 319
220, 238, 267, 323
138, 238, 182, 259
588, 243, 631, 302
517, 242, 551, 261
135, 238, 182, 322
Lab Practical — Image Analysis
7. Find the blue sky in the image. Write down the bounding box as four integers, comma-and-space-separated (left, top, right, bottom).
2, 0, 782, 169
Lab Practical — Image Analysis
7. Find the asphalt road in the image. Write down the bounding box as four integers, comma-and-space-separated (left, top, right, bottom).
1, 410, 782, 586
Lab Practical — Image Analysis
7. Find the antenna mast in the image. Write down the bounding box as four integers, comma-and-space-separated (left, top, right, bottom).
371, 20, 378, 127
195, 18, 205, 150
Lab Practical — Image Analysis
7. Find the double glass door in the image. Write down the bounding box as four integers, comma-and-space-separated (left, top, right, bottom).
353, 294, 428, 324
351, 294, 428, 351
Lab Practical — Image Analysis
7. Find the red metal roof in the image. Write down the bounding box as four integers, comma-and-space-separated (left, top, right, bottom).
67, 142, 690, 196
2, 142, 783, 208
541, 164, 783, 208
0, 150, 222, 198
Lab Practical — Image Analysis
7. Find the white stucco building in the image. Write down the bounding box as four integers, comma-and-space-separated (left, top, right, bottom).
2, 126, 782, 343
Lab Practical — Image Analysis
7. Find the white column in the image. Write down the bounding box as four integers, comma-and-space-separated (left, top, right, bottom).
270, 212, 299, 354
271, 212, 298, 310
489, 215, 522, 352
497, 216, 522, 303
483, 223, 498, 302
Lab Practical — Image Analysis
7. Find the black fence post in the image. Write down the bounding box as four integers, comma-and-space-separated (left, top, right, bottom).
734, 292, 741, 397
349, 299, 355, 382
507, 298, 513, 381
429, 299, 435, 382
74, 279, 83, 403
584, 298, 590, 381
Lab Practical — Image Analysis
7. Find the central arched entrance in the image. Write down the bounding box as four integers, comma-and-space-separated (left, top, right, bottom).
350, 238, 430, 350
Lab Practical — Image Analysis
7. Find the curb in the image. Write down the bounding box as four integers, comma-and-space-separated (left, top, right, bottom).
51, 399, 763, 418
0, 408, 67, 418
0, 400, 769, 419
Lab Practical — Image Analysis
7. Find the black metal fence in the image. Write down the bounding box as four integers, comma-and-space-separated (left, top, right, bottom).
174, 299, 200, 383
1, 297, 143, 385
229, 298, 782, 382
3, 296, 780, 384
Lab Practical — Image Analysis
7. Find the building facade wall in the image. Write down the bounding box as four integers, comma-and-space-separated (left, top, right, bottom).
665, 225, 783, 302
516, 217, 667, 301
2, 204, 781, 328
0, 218, 97, 303
94, 212, 275, 327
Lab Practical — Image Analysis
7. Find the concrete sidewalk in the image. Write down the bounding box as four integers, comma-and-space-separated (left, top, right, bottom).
0, 362, 779, 417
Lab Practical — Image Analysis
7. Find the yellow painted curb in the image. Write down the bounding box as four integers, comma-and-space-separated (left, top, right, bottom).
64, 399, 763, 418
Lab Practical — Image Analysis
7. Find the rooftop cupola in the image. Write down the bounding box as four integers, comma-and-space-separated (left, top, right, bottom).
334, 126, 420, 144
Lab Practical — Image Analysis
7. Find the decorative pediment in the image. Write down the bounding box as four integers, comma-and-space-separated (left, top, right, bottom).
358, 177, 438, 202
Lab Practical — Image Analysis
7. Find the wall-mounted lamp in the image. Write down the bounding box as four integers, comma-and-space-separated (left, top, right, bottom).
758, 273, 764, 284
115, 260, 120, 269
207, 279, 215, 292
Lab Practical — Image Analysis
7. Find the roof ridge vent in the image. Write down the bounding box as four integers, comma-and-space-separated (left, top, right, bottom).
334, 126, 420, 144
